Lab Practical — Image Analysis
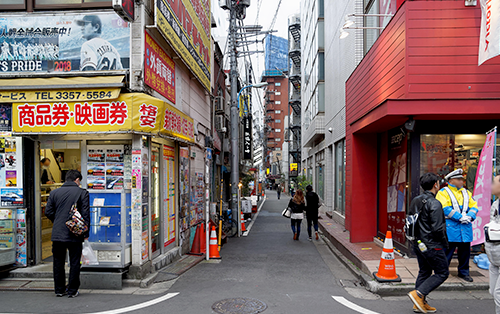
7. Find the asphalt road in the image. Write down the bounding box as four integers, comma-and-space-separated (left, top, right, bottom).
0, 190, 495, 314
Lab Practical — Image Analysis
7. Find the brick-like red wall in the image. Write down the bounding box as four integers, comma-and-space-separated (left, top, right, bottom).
345, 0, 500, 242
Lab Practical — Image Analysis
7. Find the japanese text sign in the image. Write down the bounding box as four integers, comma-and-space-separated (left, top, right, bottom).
472, 130, 496, 245
12, 93, 194, 142
160, 104, 194, 142
145, 32, 175, 103
155, 0, 210, 91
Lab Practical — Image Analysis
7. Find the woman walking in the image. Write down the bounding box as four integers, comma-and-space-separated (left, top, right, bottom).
486, 175, 500, 314
288, 190, 306, 240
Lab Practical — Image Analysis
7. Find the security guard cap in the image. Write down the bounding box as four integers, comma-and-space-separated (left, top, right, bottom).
445, 169, 464, 181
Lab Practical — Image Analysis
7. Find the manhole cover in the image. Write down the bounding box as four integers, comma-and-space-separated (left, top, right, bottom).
212, 298, 267, 314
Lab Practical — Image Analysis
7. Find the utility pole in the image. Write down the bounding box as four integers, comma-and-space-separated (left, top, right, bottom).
229, 1, 240, 220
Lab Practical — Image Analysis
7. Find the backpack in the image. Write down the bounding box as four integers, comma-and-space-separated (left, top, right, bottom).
404, 198, 426, 241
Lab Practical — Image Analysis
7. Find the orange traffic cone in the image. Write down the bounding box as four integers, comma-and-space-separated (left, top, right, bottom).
188, 224, 203, 256
373, 231, 401, 282
199, 222, 207, 254
209, 225, 221, 259
240, 213, 247, 232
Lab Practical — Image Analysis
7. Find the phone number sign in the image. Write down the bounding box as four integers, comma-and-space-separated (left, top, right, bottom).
0, 88, 120, 103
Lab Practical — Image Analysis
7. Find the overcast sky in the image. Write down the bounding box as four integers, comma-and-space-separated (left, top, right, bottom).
242, 0, 300, 119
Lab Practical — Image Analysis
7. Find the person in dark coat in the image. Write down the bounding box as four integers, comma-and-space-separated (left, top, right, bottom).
45, 170, 90, 298
288, 189, 306, 240
407, 173, 449, 313
305, 185, 320, 241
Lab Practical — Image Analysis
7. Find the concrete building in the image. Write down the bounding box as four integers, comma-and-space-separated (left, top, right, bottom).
0, 0, 213, 283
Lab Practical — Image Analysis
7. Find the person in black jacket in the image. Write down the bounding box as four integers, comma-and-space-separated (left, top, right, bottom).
407, 173, 449, 313
305, 185, 320, 241
45, 170, 90, 298
288, 189, 306, 240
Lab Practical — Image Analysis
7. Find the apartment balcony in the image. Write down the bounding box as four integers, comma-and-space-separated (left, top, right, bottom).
303, 113, 325, 147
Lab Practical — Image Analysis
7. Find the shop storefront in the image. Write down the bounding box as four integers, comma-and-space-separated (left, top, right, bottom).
344, 0, 500, 252
5, 90, 196, 273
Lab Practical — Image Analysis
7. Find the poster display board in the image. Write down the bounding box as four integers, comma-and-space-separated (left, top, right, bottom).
163, 145, 175, 247
387, 128, 407, 245
87, 145, 124, 190
0, 137, 23, 207
179, 147, 190, 234
190, 172, 204, 226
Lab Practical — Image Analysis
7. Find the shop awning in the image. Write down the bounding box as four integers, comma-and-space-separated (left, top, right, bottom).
0, 75, 125, 102
12, 92, 195, 143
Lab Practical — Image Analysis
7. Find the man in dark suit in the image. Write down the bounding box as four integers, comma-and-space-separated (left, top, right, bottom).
45, 170, 89, 298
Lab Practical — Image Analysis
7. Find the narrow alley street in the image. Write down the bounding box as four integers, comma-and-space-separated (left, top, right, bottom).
0, 191, 495, 313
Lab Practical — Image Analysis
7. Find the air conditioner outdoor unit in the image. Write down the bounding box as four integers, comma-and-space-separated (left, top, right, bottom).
216, 116, 227, 133
215, 97, 224, 113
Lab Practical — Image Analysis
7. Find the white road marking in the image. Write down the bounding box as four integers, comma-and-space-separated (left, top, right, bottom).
332, 296, 381, 314
242, 195, 266, 236
82, 292, 179, 314
0, 292, 179, 314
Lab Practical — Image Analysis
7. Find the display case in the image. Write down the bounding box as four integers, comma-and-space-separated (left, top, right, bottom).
0, 209, 16, 266
87, 190, 131, 268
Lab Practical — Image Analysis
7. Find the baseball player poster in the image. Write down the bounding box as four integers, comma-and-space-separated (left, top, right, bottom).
0, 12, 130, 73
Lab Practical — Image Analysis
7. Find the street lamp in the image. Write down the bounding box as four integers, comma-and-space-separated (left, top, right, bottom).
237, 82, 268, 115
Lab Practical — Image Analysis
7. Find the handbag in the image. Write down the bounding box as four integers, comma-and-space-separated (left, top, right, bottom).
65, 190, 88, 236
485, 203, 500, 242
282, 207, 291, 218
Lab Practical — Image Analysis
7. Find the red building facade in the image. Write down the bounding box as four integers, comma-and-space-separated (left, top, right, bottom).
345, 0, 500, 249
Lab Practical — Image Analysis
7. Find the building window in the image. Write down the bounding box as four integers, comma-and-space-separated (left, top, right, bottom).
420, 134, 498, 193
275, 101, 281, 104
275, 119, 281, 123
275, 110, 281, 114
0, 0, 25, 9
275, 82, 281, 86
335, 140, 346, 215
275, 129, 281, 132
276, 138, 281, 142
275, 92, 281, 95
364, 0, 381, 55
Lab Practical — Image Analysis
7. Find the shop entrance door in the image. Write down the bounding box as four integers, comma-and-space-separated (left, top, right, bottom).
39, 141, 81, 261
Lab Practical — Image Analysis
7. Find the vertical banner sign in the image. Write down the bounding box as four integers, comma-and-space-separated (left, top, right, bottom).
479, 0, 500, 65
243, 116, 252, 160
144, 32, 176, 104
155, 0, 211, 91
387, 128, 407, 245
472, 130, 496, 245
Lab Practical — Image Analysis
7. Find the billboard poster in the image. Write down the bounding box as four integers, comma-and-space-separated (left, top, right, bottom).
156, 0, 211, 91
145, 32, 175, 104
387, 128, 407, 245
0, 12, 130, 73
479, 0, 500, 65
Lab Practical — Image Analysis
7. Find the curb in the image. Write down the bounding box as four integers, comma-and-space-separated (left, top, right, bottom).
320, 234, 489, 296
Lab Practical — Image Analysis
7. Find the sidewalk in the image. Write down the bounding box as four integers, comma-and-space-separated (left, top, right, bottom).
318, 210, 490, 296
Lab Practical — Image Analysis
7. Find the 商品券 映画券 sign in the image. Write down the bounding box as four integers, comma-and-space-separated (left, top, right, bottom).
12, 93, 194, 142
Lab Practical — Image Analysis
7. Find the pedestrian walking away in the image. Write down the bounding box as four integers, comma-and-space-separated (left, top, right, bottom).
407, 173, 449, 313
287, 189, 306, 241
436, 168, 478, 283
486, 175, 500, 314
277, 184, 281, 199
44, 170, 90, 298
305, 185, 320, 241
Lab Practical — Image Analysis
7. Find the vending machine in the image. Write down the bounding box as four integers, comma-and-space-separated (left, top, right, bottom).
0, 209, 16, 266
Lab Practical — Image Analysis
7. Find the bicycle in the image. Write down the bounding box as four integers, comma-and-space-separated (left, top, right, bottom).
220, 209, 237, 238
